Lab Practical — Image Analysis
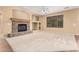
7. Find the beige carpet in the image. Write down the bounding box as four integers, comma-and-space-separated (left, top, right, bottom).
6, 32, 79, 52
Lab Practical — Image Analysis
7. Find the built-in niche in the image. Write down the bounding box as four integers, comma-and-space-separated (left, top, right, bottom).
32, 15, 41, 31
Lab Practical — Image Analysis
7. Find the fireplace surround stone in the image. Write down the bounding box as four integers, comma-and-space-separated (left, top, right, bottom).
12, 21, 30, 33
8, 18, 32, 37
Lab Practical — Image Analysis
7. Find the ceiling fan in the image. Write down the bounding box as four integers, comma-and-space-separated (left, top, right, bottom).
41, 6, 49, 15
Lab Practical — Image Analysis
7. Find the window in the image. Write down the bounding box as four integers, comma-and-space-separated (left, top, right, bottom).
47, 15, 63, 28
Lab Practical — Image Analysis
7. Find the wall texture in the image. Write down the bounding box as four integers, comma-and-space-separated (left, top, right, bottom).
0, 6, 33, 36
0, 7, 12, 35
0, 7, 79, 36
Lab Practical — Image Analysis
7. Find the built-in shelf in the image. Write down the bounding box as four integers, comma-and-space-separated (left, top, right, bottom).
32, 21, 40, 23
32, 15, 41, 31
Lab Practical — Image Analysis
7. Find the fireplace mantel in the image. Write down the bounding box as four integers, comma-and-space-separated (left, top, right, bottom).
10, 18, 30, 23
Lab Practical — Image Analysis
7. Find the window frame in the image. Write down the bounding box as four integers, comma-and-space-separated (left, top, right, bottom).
47, 15, 64, 28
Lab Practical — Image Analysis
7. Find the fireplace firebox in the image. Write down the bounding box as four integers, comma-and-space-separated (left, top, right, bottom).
18, 24, 27, 32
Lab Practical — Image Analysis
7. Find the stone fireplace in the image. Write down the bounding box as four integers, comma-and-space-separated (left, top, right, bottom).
8, 18, 32, 37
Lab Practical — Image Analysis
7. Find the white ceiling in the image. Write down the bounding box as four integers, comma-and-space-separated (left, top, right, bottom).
23, 6, 79, 15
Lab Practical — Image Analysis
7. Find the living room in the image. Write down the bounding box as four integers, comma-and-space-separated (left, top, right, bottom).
0, 6, 79, 52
